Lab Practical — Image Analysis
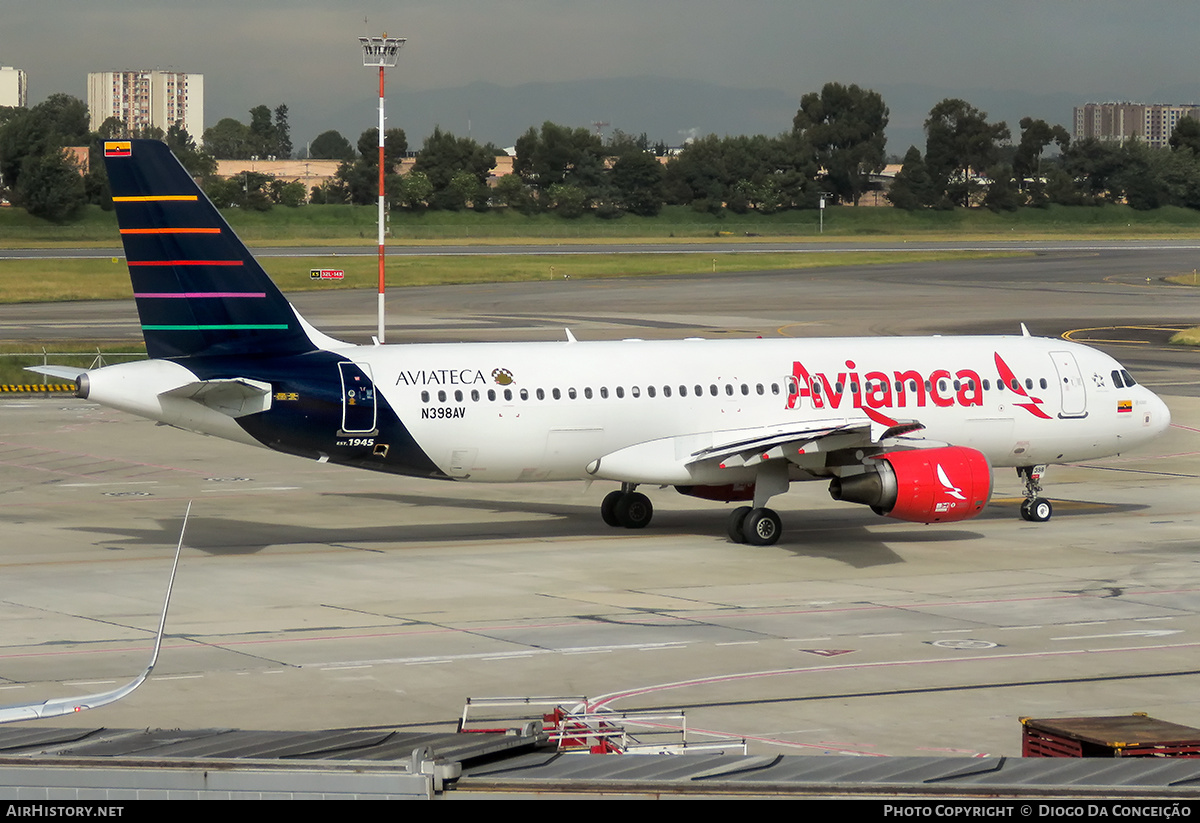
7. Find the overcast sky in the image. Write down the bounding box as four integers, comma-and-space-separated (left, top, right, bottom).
6, 0, 1200, 147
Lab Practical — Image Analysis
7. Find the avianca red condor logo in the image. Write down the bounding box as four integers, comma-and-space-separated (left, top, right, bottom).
993, 352, 1051, 419
785, 352, 1051, 421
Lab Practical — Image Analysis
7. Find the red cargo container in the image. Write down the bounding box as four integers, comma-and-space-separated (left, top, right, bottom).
1022, 713, 1200, 758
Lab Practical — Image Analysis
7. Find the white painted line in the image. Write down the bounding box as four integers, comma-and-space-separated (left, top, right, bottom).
61, 481, 159, 487
1052, 629, 1181, 641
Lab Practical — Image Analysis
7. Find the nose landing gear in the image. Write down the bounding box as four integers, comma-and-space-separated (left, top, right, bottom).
1017, 465, 1053, 522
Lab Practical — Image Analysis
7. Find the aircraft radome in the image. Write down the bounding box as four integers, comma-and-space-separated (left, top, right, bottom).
31, 141, 1171, 546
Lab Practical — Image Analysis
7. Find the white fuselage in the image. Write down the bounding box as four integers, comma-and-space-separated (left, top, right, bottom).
322, 334, 1169, 484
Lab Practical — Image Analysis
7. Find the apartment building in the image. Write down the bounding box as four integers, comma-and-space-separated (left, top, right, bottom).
87, 70, 204, 138
1074, 101, 1200, 149
0, 66, 27, 108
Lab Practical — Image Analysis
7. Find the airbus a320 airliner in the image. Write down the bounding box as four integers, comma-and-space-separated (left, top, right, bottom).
34, 140, 1171, 546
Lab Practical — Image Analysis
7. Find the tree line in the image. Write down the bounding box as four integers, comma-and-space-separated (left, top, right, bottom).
7, 84, 1200, 221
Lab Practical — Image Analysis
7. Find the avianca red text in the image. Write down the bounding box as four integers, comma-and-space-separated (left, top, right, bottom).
786, 359, 984, 411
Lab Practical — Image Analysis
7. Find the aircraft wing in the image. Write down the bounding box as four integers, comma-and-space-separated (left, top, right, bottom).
0, 503, 188, 724
687, 419, 926, 470
588, 418, 928, 485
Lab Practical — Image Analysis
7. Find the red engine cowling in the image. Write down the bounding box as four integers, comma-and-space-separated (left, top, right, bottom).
828, 446, 992, 523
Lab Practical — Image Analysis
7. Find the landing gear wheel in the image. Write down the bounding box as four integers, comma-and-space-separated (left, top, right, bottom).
615, 492, 653, 529
727, 506, 752, 543
600, 490, 623, 527
1020, 497, 1053, 523
743, 507, 782, 546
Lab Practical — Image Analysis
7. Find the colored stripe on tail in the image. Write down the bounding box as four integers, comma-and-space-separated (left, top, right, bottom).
104, 140, 317, 360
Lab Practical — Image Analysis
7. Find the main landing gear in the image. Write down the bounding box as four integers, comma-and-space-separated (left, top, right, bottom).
601, 484, 654, 529
726, 506, 783, 546
1017, 465, 1053, 522
599, 483, 785, 545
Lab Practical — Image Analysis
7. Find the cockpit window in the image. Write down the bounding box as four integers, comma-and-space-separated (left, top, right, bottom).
1120, 369, 1137, 387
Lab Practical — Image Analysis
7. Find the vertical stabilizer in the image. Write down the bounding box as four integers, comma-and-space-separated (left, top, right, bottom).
104, 139, 317, 360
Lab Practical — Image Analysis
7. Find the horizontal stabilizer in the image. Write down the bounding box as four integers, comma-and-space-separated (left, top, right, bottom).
160, 377, 272, 418
24, 365, 85, 381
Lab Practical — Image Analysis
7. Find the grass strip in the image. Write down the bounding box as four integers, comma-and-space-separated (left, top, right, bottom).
0, 250, 1024, 304
5, 203, 1200, 247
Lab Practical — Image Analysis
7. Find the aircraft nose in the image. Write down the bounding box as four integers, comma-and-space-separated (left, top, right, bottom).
1154, 392, 1172, 434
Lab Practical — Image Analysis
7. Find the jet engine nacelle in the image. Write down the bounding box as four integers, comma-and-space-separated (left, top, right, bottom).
828, 446, 992, 523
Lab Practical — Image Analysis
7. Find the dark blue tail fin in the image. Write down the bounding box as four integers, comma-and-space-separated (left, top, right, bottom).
104, 139, 317, 360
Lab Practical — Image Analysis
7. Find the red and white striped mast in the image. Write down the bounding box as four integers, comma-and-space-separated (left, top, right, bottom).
359, 34, 405, 344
